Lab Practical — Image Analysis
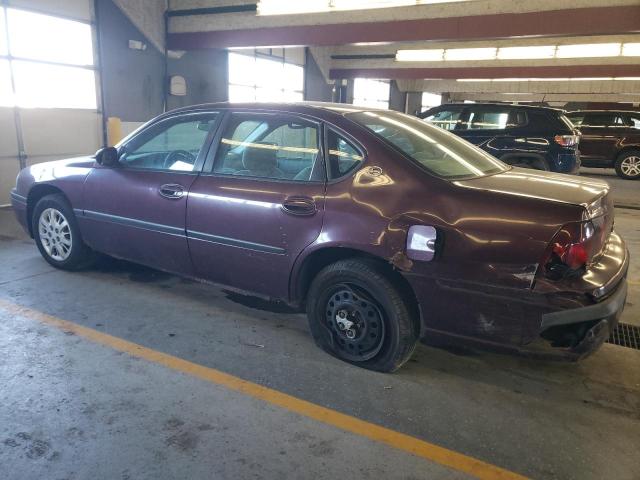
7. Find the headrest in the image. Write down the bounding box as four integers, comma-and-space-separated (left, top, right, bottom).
242, 143, 277, 173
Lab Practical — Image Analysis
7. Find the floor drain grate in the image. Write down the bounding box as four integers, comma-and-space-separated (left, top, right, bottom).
607, 323, 640, 350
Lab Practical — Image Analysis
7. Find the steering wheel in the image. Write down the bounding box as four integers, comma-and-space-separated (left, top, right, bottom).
163, 150, 196, 170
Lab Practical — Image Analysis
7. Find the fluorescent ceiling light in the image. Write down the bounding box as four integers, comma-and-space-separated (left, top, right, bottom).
397, 41, 640, 63
258, 0, 467, 15
455, 77, 623, 82
396, 49, 444, 62
444, 48, 496, 61
622, 43, 640, 56
496, 45, 556, 60
556, 43, 621, 58
570, 77, 614, 81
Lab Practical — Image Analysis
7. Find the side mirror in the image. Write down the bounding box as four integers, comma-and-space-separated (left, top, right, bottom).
94, 147, 119, 167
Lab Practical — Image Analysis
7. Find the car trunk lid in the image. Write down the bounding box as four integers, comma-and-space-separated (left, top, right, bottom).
455, 167, 615, 268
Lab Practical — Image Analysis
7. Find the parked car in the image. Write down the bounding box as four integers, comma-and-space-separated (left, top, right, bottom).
11, 103, 628, 372
565, 110, 640, 180
419, 103, 580, 174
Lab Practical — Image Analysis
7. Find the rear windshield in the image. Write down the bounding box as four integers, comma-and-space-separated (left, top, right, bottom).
346, 111, 509, 180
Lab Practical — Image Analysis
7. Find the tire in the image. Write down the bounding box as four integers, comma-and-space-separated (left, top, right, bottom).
614, 150, 640, 180
306, 259, 418, 373
32, 193, 95, 270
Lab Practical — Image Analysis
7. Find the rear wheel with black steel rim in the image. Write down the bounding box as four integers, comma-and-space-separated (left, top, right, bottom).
306, 259, 418, 372
614, 150, 640, 180
32, 193, 95, 270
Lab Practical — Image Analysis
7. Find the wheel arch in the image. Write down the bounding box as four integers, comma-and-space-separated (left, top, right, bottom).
499, 152, 547, 168
616, 145, 640, 160
26, 184, 68, 237
290, 246, 421, 330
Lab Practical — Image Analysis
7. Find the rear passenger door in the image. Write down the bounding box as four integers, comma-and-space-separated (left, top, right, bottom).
186, 111, 326, 299
578, 113, 627, 165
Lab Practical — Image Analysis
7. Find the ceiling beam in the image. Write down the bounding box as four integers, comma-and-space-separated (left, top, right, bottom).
167, 5, 640, 49
397, 79, 640, 94
329, 64, 640, 80
448, 92, 640, 103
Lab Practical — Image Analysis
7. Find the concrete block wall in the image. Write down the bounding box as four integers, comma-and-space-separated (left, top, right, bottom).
97, 0, 165, 126
166, 49, 229, 110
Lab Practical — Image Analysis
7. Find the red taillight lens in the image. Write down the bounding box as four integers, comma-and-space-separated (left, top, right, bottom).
554, 135, 579, 147
542, 221, 595, 279
565, 244, 589, 269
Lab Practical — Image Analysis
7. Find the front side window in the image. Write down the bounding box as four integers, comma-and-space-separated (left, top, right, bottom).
462, 107, 511, 130
629, 115, 640, 129
214, 114, 321, 182
120, 114, 218, 171
423, 109, 462, 131
348, 110, 508, 180
566, 112, 585, 127
326, 130, 364, 179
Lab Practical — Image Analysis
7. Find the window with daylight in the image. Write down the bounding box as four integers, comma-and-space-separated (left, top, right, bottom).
0, 7, 96, 109
421, 92, 442, 112
352, 78, 390, 109
0, 60, 13, 107
0, 8, 7, 56
228, 51, 304, 103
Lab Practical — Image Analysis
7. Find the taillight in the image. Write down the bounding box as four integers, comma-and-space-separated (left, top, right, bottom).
542, 221, 595, 279
554, 135, 579, 147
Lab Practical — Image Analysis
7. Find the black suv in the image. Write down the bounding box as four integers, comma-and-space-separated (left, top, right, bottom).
566, 110, 640, 180
419, 103, 580, 174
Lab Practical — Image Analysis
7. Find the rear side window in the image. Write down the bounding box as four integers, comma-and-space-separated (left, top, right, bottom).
326, 129, 364, 179
213, 113, 323, 182
423, 109, 462, 131
582, 113, 626, 127
528, 111, 560, 131
348, 110, 508, 180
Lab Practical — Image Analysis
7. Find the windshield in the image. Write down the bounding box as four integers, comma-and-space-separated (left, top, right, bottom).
347, 110, 509, 180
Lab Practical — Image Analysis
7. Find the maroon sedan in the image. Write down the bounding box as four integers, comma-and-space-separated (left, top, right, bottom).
11, 103, 629, 372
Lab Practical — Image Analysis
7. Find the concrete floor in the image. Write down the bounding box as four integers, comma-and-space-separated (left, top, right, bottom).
1, 205, 639, 480
581, 168, 640, 209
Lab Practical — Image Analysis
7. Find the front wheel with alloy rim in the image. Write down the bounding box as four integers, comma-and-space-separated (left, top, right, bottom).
306, 259, 419, 372
614, 150, 640, 180
32, 194, 95, 270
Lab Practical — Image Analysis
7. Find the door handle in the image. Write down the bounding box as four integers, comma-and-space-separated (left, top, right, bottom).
159, 184, 184, 199
282, 196, 317, 216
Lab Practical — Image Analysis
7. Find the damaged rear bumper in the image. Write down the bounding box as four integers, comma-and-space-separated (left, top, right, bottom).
540, 279, 627, 359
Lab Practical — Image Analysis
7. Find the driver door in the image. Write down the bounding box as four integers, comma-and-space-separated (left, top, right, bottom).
81, 112, 220, 275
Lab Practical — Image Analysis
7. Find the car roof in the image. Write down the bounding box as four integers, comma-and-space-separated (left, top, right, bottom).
425, 102, 564, 113
165, 101, 386, 118
566, 109, 640, 115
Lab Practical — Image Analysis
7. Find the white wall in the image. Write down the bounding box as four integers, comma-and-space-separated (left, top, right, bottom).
21, 109, 102, 166
0, 107, 102, 203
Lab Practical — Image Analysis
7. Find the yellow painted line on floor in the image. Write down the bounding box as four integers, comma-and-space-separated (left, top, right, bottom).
0, 298, 528, 480
628, 280, 640, 287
